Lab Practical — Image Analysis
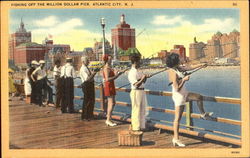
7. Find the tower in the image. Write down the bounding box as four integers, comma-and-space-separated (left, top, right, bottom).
8, 18, 31, 61
111, 14, 135, 51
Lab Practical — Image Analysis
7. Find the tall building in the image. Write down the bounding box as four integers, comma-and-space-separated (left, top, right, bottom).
46, 39, 71, 69
158, 50, 170, 59
111, 14, 135, 50
9, 19, 72, 67
14, 42, 46, 67
189, 31, 240, 62
170, 45, 187, 62
189, 38, 206, 61
8, 19, 31, 61
93, 39, 112, 61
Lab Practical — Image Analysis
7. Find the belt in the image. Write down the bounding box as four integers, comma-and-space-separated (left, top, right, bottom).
134, 88, 144, 90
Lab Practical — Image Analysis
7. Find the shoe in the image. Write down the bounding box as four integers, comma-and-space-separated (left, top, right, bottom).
172, 138, 185, 147
105, 120, 117, 127
201, 112, 214, 120
48, 103, 55, 107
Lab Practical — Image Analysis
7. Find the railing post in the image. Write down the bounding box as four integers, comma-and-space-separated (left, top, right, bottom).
99, 84, 105, 112
186, 101, 193, 130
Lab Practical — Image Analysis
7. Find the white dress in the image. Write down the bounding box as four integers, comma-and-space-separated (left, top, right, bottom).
171, 68, 188, 106
24, 69, 32, 95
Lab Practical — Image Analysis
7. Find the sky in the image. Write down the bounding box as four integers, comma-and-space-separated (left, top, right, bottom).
9, 9, 240, 57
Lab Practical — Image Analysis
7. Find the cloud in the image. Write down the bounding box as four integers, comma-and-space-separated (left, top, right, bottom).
34, 16, 59, 27
32, 18, 83, 35
155, 17, 237, 34
152, 15, 184, 26
197, 18, 235, 33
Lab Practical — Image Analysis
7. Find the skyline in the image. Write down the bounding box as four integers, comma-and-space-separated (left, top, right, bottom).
9, 9, 240, 57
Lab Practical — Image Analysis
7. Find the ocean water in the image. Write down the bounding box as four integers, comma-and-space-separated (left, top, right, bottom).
73, 67, 241, 138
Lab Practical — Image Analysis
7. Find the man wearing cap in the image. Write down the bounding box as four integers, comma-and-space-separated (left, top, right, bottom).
79, 56, 97, 120
31, 60, 51, 106
25, 60, 39, 104
60, 57, 76, 113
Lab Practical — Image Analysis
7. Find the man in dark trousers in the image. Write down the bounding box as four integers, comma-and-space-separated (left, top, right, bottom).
31, 60, 47, 106
29, 60, 39, 104
60, 57, 75, 113
53, 59, 62, 108
79, 56, 97, 121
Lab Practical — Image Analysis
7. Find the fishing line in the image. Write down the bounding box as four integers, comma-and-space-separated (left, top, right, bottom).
117, 67, 169, 89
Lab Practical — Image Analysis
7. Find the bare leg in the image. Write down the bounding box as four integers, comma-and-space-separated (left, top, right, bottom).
187, 92, 205, 114
173, 105, 185, 140
106, 96, 115, 121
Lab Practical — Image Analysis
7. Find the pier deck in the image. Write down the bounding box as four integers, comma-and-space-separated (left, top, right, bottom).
9, 97, 233, 149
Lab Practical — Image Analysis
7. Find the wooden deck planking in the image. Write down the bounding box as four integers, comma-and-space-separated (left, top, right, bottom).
9, 98, 232, 149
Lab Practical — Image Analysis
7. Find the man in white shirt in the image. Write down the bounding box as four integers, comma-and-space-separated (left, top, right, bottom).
79, 56, 97, 120
60, 57, 76, 113
53, 59, 62, 108
25, 60, 39, 104
31, 60, 47, 106
128, 54, 150, 131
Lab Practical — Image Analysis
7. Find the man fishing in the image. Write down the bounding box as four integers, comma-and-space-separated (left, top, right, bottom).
128, 53, 150, 132
79, 56, 98, 121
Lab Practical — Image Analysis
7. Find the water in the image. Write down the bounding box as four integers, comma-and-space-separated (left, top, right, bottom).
73, 67, 241, 138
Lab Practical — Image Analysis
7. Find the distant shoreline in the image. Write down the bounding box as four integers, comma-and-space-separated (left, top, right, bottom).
141, 65, 240, 70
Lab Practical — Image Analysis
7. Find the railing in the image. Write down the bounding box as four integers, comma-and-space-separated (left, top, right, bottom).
14, 80, 241, 146
74, 85, 241, 146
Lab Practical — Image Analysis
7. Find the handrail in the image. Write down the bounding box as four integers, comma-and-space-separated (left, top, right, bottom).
95, 85, 241, 145
115, 87, 241, 105
74, 96, 241, 126
14, 81, 241, 146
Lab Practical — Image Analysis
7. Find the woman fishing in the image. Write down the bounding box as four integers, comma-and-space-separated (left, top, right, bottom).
103, 54, 126, 126
166, 53, 213, 147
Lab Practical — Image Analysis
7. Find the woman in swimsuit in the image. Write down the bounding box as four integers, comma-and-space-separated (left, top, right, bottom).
167, 53, 213, 147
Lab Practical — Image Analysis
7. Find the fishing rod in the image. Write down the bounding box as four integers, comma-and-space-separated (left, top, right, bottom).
77, 64, 106, 88
117, 67, 169, 89
187, 46, 239, 64
167, 64, 207, 86
114, 50, 169, 89
95, 67, 130, 87
167, 46, 239, 86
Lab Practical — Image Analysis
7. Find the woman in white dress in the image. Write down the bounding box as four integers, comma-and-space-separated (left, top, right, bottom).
166, 53, 213, 147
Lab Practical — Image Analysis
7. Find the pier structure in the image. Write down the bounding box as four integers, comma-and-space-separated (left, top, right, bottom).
9, 82, 241, 148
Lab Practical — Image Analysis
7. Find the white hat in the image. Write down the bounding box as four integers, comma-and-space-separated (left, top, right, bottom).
39, 60, 45, 64
66, 57, 72, 62
31, 60, 39, 65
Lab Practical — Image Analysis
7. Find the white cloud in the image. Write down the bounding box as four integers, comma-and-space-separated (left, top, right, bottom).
34, 16, 59, 27
32, 18, 83, 35
152, 15, 184, 26
197, 18, 235, 33
155, 17, 237, 34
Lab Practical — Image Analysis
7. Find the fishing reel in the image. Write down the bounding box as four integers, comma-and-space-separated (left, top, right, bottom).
183, 71, 191, 76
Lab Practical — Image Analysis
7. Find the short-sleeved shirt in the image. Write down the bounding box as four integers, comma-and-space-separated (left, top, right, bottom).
79, 64, 93, 83
53, 66, 61, 79
32, 66, 46, 81
60, 63, 75, 78
128, 66, 144, 90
